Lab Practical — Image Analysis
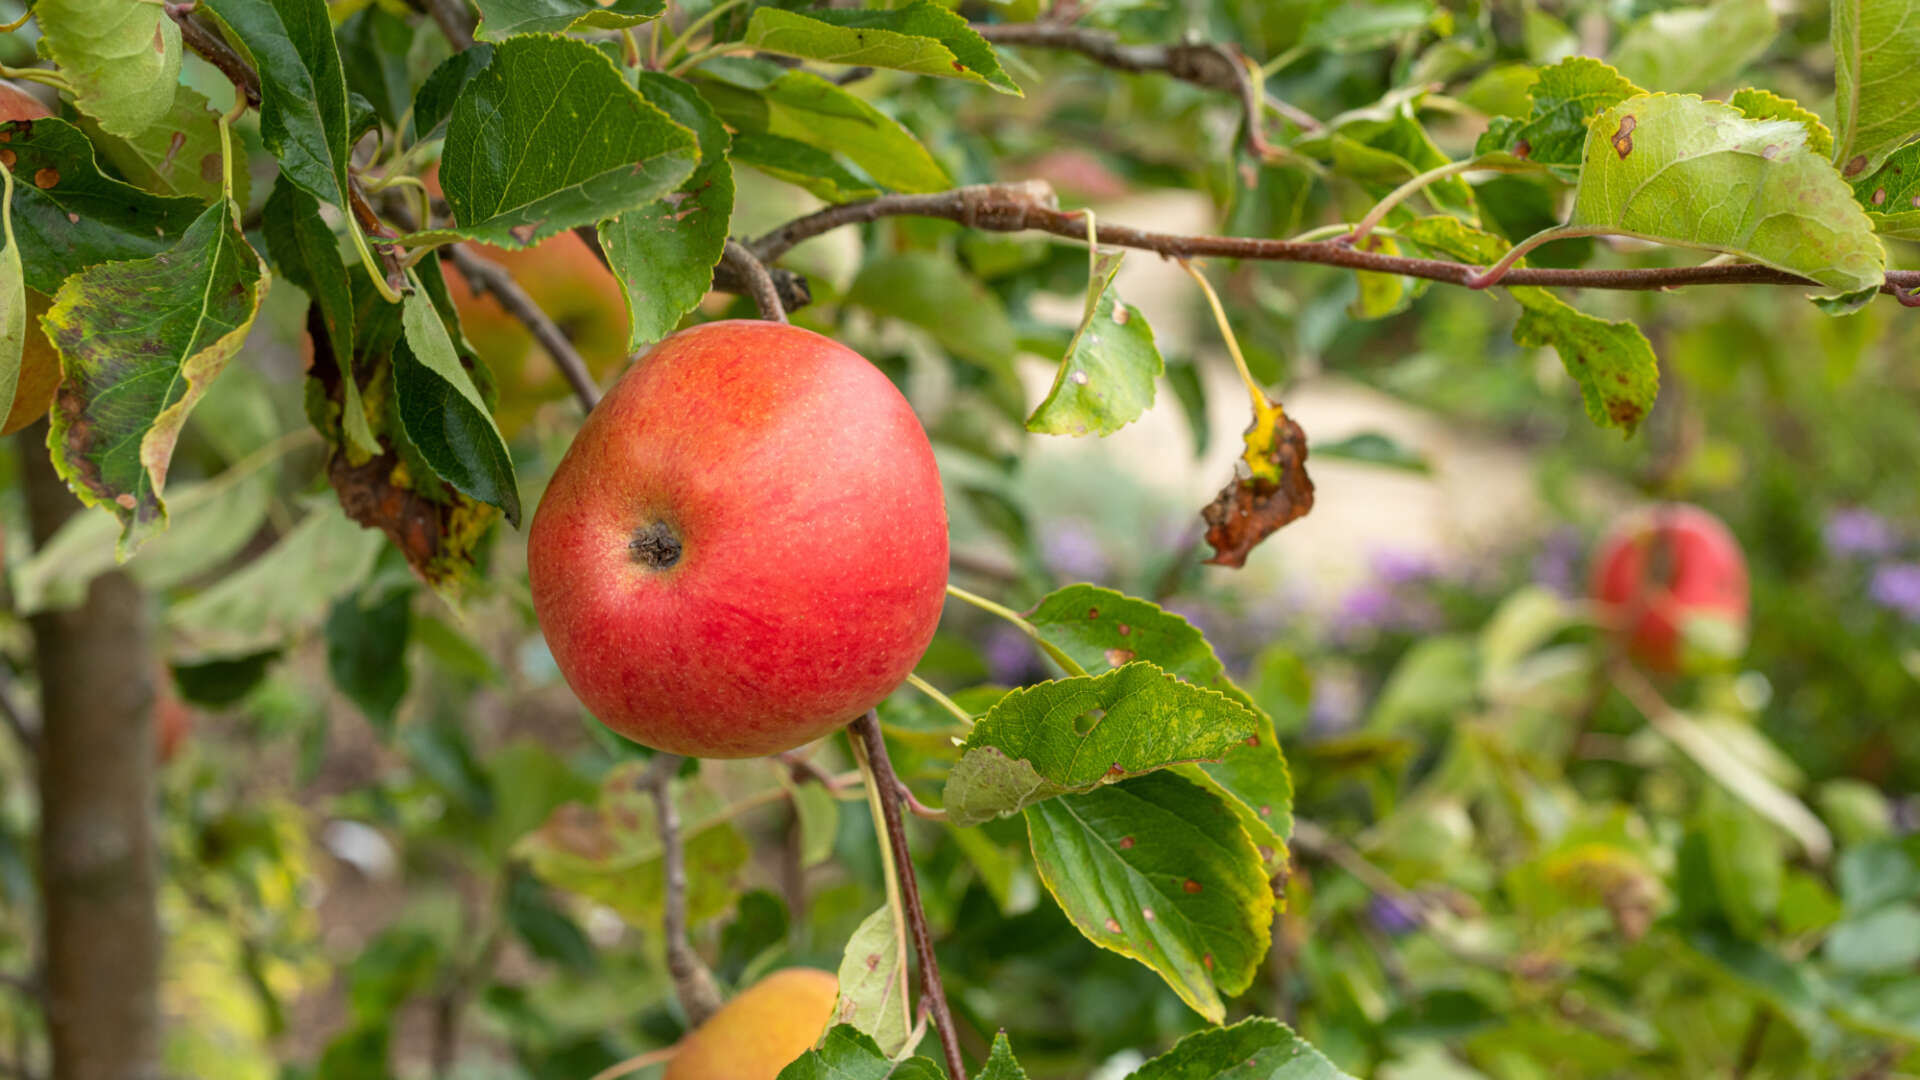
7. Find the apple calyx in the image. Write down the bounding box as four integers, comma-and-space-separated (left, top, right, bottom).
630, 521, 683, 570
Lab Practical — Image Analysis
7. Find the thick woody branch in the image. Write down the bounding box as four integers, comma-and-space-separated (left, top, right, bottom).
720, 240, 788, 323
751, 181, 1920, 300
974, 23, 1320, 146
851, 712, 967, 1079
641, 754, 724, 1027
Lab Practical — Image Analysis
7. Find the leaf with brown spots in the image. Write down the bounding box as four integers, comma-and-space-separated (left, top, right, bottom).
831, 906, 910, 1057
35, 0, 181, 139
1473, 57, 1644, 181
0, 118, 203, 294
1026, 250, 1164, 437
1025, 771, 1274, 1023
1201, 398, 1314, 568
1832, 0, 1920, 179
1572, 94, 1886, 296
42, 193, 266, 556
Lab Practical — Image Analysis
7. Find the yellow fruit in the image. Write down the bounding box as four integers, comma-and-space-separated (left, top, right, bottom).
664, 968, 839, 1080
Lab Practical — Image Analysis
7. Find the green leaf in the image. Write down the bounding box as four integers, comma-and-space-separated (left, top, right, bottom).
741, 2, 1021, 95
1832, 0, 1920, 178
601, 73, 733, 350
1572, 93, 1886, 296
697, 66, 949, 194
1027, 252, 1163, 436
337, 6, 425, 135
1609, 0, 1777, 94
167, 500, 386, 661
202, 0, 356, 214
833, 907, 910, 1057
1853, 141, 1920, 216
727, 132, 883, 202
1701, 787, 1783, 940
1128, 1017, 1358, 1079
326, 585, 413, 733
1313, 431, 1431, 472
36, 0, 181, 139
1024, 584, 1294, 862
262, 176, 379, 457
504, 866, 597, 971
395, 289, 521, 527
776, 1024, 946, 1080
1826, 904, 1920, 973
945, 662, 1259, 827
412, 44, 495, 142
0, 118, 205, 294
1026, 771, 1274, 1024
421, 35, 698, 250
1400, 215, 1659, 434
1302, 0, 1436, 52
979, 1033, 1029, 1080
516, 765, 749, 928
81, 84, 240, 206
474, 0, 665, 40
1731, 88, 1835, 158
846, 253, 1019, 413
786, 776, 839, 869
0, 168, 24, 435
43, 195, 267, 555
1473, 57, 1644, 180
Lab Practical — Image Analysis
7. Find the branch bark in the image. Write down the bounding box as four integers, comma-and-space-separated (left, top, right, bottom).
750, 181, 1920, 300
850, 712, 967, 1080
642, 754, 723, 1028
974, 23, 1321, 145
719, 240, 788, 323
441, 244, 605, 411
167, 8, 261, 108
19, 422, 161, 1080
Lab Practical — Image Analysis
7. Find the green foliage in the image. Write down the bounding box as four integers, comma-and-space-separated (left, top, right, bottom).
34, 0, 182, 139
1027, 252, 1164, 437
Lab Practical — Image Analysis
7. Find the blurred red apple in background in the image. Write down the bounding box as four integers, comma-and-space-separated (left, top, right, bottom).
0, 82, 63, 436
1591, 504, 1750, 674
423, 165, 632, 434
527, 321, 949, 758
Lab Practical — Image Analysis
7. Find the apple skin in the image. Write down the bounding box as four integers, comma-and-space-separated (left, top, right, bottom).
0, 83, 60, 436
527, 321, 949, 758
1590, 504, 1749, 673
663, 968, 839, 1080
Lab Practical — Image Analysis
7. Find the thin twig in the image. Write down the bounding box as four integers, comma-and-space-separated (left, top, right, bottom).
720, 240, 788, 323
974, 22, 1321, 149
895, 781, 948, 822
169, 8, 261, 107
641, 754, 723, 1027
442, 245, 604, 411
748, 182, 1920, 300
850, 712, 967, 1080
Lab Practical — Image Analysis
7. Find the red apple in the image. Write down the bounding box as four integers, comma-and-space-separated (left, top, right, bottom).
1590, 504, 1749, 673
527, 321, 949, 758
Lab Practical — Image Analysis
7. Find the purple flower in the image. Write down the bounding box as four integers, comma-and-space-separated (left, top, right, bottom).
1869, 562, 1920, 621
1040, 518, 1110, 582
1370, 549, 1443, 587
1532, 526, 1585, 598
1367, 894, 1421, 936
983, 624, 1038, 685
1330, 583, 1441, 641
1826, 509, 1899, 559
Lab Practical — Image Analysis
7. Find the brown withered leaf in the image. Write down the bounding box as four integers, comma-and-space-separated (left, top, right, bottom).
306, 303, 496, 592
1201, 400, 1313, 568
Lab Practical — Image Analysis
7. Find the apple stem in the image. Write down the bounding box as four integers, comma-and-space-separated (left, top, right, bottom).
851, 711, 970, 1080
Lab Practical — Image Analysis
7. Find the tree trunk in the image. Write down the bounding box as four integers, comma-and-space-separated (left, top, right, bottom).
20, 423, 161, 1080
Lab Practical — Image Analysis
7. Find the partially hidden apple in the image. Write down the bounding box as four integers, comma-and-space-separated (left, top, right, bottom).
664, 968, 839, 1080
1590, 503, 1749, 674
527, 321, 949, 758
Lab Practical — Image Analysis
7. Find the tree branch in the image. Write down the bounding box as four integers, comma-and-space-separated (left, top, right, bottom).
641, 754, 723, 1027
850, 712, 967, 1080
720, 240, 788, 323
442, 244, 605, 411
167, 7, 261, 108
974, 23, 1321, 147
750, 181, 1920, 300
